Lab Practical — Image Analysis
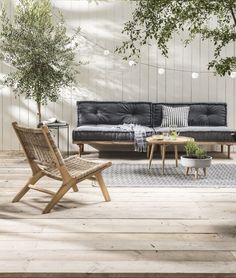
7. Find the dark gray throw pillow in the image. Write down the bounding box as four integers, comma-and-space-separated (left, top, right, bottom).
161, 105, 190, 127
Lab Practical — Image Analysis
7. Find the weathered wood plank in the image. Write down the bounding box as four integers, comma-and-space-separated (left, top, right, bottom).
0, 232, 226, 242
0, 250, 234, 262
1, 274, 236, 278
24, 261, 236, 273
0, 219, 235, 234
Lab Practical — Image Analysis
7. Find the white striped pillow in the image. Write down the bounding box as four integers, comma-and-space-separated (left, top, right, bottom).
161, 105, 190, 127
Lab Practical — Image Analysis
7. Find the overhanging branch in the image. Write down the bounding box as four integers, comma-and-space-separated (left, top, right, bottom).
229, 7, 236, 25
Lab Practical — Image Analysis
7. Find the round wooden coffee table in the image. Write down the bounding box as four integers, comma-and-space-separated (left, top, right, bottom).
146, 136, 194, 174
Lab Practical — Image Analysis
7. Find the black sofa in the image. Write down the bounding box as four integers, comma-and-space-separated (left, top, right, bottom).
72, 101, 236, 158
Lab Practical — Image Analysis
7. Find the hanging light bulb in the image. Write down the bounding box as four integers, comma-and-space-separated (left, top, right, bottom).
230, 71, 236, 78
103, 49, 110, 56
128, 60, 136, 67
0, 73, 5, 81
192, 72, 199, 79
158, 68, 165, 75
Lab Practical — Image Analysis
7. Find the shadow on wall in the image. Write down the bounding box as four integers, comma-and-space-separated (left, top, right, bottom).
0, 90, 82, 151
54, 0, 143, 102
54, 0, 222, 103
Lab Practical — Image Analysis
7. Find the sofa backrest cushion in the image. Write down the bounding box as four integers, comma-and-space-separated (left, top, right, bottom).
152, 103, 227, 127
77, 101, 152, 127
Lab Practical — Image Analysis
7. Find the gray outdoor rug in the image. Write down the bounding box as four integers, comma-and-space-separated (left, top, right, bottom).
102, 163, 236, 187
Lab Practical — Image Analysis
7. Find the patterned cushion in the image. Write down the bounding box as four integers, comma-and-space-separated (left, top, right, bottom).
161, 105, 190, 127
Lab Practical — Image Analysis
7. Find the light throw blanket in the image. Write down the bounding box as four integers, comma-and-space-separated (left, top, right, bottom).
114, 124, 148, 152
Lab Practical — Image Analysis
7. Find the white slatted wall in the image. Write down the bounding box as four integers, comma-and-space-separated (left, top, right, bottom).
0, 0, 236, 151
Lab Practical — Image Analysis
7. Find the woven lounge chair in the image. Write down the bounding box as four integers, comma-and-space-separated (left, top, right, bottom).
12, 122, 112, 214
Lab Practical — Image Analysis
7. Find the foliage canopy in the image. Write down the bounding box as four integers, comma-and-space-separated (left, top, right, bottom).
116, 0, 236, 76
0, 0, 81, 122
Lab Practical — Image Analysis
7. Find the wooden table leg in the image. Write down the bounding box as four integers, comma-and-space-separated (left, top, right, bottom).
147, 144, 150, 158
161, 144, 166, 175
174, 145, 178, 167
227, 145, 231, 159
221, 144, 224, 153
203, 168, 207, 176
148, 144, 155, 169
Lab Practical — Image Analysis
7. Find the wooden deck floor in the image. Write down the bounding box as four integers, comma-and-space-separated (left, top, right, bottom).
1, 152, 236, 277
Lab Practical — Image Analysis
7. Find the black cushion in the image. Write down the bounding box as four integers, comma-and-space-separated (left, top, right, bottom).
77, 101, 152, 127
73, 125, 154, 141
152, 103, 227, 127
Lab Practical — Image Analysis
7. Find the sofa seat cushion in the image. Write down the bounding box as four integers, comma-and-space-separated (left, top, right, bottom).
73, 125, 154, 142
154, 126, 236, 142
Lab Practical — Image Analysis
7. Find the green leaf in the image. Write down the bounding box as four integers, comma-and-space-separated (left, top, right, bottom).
0, 0, 82, 121
116, 0, 236, 76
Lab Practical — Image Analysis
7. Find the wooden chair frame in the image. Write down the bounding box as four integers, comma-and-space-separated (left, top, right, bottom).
12, 122, 111, 214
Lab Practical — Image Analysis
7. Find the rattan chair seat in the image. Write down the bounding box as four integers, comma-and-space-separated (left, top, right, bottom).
42, 155, 111, 181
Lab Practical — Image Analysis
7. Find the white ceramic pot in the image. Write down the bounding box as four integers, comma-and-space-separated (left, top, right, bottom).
181, 155, 212, 169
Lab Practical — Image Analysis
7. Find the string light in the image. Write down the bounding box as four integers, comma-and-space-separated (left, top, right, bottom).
103, 49, 110, 56
230, 71, 236, 78
53, 13, 234, 77
77, 32, 207, 74
78, 32, 212, 74
158, 68, 165, 75
129, 60, 136, 67
192, 72, 199, 79
0, 73, 5, 81
77, 32, 235, 77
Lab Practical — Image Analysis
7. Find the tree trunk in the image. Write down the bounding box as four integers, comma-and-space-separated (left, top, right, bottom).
37, 102, 42, 124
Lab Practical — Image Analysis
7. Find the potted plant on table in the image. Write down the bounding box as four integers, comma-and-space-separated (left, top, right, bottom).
181, 141, 212, 179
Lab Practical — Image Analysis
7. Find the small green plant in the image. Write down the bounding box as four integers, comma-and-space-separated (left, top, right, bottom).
184, 142, 207, 158
184, 141, 199, 157
195, 148, 206, 159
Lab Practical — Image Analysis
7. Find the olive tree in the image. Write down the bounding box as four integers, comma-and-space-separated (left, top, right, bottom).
0, 0, 81, 123
116, 0, 236, 76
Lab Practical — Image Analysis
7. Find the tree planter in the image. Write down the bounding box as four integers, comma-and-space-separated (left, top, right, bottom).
181, 155, 212, 179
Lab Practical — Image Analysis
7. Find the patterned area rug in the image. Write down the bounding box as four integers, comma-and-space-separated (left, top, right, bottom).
103, 163, 236, 187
